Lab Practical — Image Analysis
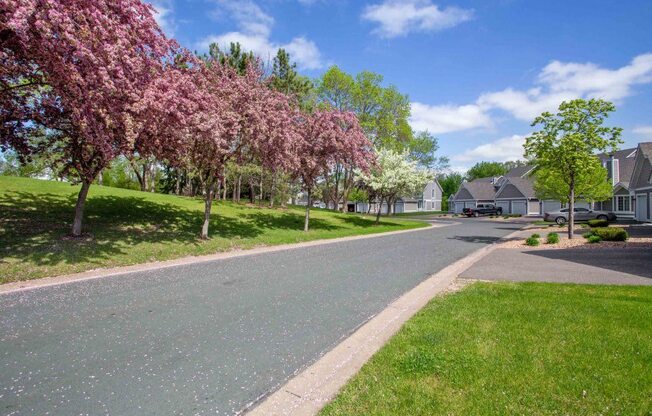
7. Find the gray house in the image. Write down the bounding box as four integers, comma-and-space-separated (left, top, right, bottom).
358, 178, 443, 214
593, 147, 638, 218
630, 142, 652, 222
494, 176, 541, 215
450, 177, 499, 213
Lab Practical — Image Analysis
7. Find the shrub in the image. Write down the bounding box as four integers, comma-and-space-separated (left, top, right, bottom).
531, 233, 541, 239
583, 231, 594, 239
587, 235, 602, 244
591, 227, 628, 241
546, 232, 559, 244
525, 236, 540, 246
588, 219, 609, 228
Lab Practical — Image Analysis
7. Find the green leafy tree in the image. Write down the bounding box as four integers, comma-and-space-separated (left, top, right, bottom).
408, 131, 449, 170
465, 161, 508, 181
206, 42, 255, 75
524, 99, 622, 239
532, 163, 613, 209
438, 172, 464, 211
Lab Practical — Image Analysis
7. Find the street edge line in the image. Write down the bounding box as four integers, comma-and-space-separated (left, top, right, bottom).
0, 220, 452, 295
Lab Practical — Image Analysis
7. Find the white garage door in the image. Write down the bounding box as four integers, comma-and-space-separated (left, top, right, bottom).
453, 202, 464, 213
512, 201, 527, 215
637, 194, 648, 221
496, 201, 510, 213
542, 200, 561, 214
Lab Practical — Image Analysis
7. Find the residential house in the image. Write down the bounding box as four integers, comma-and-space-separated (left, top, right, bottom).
450, 177, 500, 213
629, 142, 652, 222
357, 178, 443, 214
593, 147, 638, 218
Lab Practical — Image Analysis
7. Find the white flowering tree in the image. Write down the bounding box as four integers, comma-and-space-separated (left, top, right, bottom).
360, 148, 432, 224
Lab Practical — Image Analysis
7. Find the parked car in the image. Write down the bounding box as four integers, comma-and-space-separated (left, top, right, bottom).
463, 203, 503, 217
544, 207, 617, 225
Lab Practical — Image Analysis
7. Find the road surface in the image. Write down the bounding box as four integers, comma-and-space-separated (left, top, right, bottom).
0, 219, 520, 415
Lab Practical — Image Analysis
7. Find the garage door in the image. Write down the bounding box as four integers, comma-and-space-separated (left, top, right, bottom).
464, 202, 475, 209
496, 201, 510, 213
512, 201, 527, 215
453, 202, 464, 213
637, 194, 648, 221
542, 200, 561, 214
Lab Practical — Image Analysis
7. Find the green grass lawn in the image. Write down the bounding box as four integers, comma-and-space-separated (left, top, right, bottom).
0, 176, 426, 283
322, 282, 652, 416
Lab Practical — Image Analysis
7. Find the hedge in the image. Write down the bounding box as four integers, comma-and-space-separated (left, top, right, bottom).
588, 219, 609, 228
590, 227, 628, 241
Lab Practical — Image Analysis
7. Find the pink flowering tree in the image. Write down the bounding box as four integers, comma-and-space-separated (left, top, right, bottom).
181, 60, 299, 239
0, 0, 177, 236
294, 110, 373, 231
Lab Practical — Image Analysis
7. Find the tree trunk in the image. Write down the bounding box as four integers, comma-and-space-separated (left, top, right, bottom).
235, 175, 242, 202
71, 179, 91, 236
375, 197, 383, 225
249, 178, 255, 203
97, 170, 103, 186
304, 189, 311, 232
568, 182, 575, 240
175, 173, 181, 195
268, 175, 274, 208
201, 181, 215, 240
222, 177, 227, 200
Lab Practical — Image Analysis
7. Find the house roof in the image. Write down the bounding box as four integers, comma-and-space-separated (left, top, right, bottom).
638, 142, 652, 161
498, 177, 536, 199
505, 165, 534, 178
455, 179, 498, 200
597, 147, 637, 183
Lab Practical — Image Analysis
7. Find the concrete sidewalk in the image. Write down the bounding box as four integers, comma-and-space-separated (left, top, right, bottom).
460, 246, 652, 285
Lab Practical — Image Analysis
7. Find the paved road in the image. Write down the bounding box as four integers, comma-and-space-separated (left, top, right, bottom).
0, 219, 520, 416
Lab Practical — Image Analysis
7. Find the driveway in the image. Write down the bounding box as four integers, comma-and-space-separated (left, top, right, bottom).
461, 247, 652, 285
0, 219, 520, 416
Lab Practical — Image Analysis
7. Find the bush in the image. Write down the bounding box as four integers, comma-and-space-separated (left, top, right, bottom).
525, 236, 540, 246
591, 227, 628, 241
546, 232, 559, 244
583, 231, 594, 239
588, 219, 609, 228
531, 233, 541, 239
587, 235, 602, 244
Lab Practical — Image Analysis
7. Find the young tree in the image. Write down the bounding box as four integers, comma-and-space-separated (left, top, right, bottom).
465, 161, 508, 181
360, 149, 432, 224
294, 110, 372, 231
532, 163, 613, 211
1, 0, 177, 236
524, 99, 622, 239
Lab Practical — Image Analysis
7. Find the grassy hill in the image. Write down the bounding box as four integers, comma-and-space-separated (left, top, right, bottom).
0, 176, 426, 283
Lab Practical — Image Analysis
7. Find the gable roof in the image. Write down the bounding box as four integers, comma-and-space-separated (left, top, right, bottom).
454, 179, 497, 200
496, 177, 536, 199
597, 147, 637, 184
505, 165, 534, 178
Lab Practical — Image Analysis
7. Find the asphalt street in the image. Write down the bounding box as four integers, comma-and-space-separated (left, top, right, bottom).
0, 219, 520, 416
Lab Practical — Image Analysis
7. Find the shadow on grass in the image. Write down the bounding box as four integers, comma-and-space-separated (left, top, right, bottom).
0, 191, 322, 268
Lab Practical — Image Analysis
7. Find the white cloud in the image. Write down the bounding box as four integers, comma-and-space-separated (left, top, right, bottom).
452, 134, 527, 163
410, 102, 491, 134
478, 53, 652, 121
633, 125, 652, 138
202, 0, 324, 70
411, 53, 652, 137
149, 0, 176, 36
362, 0, 473, 38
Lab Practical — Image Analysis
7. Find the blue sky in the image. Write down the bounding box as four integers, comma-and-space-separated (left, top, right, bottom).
150, 0, 652, 172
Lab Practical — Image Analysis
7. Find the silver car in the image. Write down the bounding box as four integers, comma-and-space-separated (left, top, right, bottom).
543, 207, 617, 225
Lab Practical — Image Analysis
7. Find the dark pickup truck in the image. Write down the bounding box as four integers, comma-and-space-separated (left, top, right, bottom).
463, 203, 503, 217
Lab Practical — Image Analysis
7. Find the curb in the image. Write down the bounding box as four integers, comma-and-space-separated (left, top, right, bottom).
0, 221, 452, 295
245, 227, 524, 416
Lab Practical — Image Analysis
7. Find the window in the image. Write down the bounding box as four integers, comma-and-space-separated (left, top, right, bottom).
560, 208, 569, 212
616, 195, 630, 211
432, 189, 435, 198
574, 208, 589, 212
